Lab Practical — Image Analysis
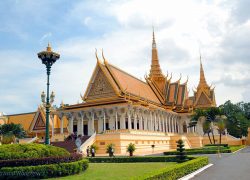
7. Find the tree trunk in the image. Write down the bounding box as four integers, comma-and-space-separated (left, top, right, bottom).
219, 132, 222, 145
207, 133, 212, 144
211, 129, 216, 144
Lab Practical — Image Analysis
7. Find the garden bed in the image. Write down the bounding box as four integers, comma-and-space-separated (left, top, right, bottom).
0, 144, 89, 179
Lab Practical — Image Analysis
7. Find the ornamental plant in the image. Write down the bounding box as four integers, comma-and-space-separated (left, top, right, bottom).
127, 143, 136, 156
106, 143, 115, 157
176, 139, 187, 162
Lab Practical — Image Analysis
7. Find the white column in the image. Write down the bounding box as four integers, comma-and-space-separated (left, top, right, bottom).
165, 115, 168, 133
91, 112, 95, 134
115, 110, 118, 130
159, 115, 162, 132
128, 111, 132, 130
77, 118, 81, 136
103, 110, 106, 131
162, 115, 165, 132
150, 112, 154, 131
169, 115, 173, 133
139, 115, 143, 130
68, 115, 74, 134
98, 117, 103, 133
109, 116, 115, 130
144, 114, 147, 130
173, 116, 176, 133
134, 114, 137, 130
154, 113, 157, 131
79, 116, 84, 135
120, 114, 126, 129
60, 116, 64, 134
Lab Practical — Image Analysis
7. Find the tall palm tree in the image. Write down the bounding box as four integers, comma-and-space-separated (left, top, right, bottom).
205, 107, 222, 144
202, 121, 212, 144
216, 116, 227, 144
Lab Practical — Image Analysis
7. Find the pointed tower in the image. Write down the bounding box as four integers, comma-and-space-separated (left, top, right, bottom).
148, 29, 165, 93
193, 56, 216, 109
149, 29, 165, 79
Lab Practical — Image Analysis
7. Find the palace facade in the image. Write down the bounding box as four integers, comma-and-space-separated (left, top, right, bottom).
2, 31, 240, 155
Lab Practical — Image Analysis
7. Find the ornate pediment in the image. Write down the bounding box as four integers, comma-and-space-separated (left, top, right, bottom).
33, 113, 46, 131
85, 66, 117, 101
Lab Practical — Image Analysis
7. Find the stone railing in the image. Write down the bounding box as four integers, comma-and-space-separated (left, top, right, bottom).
104, 129, 167, 136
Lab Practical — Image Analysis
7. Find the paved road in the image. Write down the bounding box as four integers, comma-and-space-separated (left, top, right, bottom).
192, 146, 250, 180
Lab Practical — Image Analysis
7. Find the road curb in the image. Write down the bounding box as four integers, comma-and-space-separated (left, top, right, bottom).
232, 146, 246, 154
178, 163, 213, 180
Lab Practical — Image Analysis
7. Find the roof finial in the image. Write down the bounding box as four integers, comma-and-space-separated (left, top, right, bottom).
102, 48, 107, 64
47, 42, 52, 52
152, 26, 156, 48
95, 48, 101, 63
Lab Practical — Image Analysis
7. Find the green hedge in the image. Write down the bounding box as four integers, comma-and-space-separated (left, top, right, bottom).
0, 159, 89, 179
204, 144, 228, 147
132, 156, 208, 180
88, 156, 194, 163
0, 144, 70, 160
164, 149, 231, 155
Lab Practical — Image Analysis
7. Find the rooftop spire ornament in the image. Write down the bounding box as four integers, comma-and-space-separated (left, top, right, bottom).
38, 43, 60, 145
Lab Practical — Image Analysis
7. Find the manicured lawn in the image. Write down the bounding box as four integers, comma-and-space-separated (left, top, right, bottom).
55, 162, 177, 180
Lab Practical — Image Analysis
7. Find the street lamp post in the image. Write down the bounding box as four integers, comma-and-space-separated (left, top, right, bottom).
38, 44, 60, 145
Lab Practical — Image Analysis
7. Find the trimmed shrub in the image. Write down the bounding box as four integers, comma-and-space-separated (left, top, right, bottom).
0, 159, 89, 179
0, 144, 70, 160
0, 153, 82, 168
132, 156, 208, 180
176, 139, 187, 162
88, 156, 194, 163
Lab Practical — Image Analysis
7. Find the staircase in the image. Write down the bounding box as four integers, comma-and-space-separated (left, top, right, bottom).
51, 136, 90, 153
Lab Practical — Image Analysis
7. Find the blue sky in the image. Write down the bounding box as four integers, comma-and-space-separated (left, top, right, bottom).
1, 0, 250, 114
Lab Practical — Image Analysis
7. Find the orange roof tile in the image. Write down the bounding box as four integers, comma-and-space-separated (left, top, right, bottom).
107, 64, 161, 104
8, 112, 36, 132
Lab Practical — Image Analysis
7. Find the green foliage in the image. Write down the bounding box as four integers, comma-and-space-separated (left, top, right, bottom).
106, 143, 115, 157
0, 159, 89, 179
0, 143, 70, 160
90, 144, 98, 151
204, 144, 228, 147
1, 133, 16, 144
0, 123, 26, 140
133, 156, 208, 180
88, 156, 193, 163
220, 100, 250, 138
176, 139, 187, 162
127, 143, 136, 156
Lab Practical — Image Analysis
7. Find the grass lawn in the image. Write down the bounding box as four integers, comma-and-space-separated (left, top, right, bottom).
55, 162, 177, 180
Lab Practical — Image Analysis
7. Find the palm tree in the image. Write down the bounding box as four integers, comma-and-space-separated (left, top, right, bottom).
216, 116, 227, 144
205, 107, 222, 144
202, 121, 212, 144
126, 143, 136, 156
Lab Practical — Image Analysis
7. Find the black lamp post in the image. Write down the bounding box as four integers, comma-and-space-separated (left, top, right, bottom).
38, 43, 60, 145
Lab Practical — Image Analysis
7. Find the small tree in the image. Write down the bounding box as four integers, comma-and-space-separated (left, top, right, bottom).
216, 116, 227, 144
176, 139, 187, 162
106, 143, 115, 157
0, 123, 26, 144
127, 143, 136, 156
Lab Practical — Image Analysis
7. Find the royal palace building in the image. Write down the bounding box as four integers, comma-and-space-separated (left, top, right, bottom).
2, 31, 237, 155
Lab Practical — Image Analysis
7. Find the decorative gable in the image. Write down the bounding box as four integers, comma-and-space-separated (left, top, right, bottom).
196, 92, 211, 106
33, 113, 46, 131
85, 66, 117, 101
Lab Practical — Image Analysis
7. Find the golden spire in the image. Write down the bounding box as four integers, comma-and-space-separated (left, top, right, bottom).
47, 42, 52, 52
149, 28, 164, 79
198, 55, 209, 89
